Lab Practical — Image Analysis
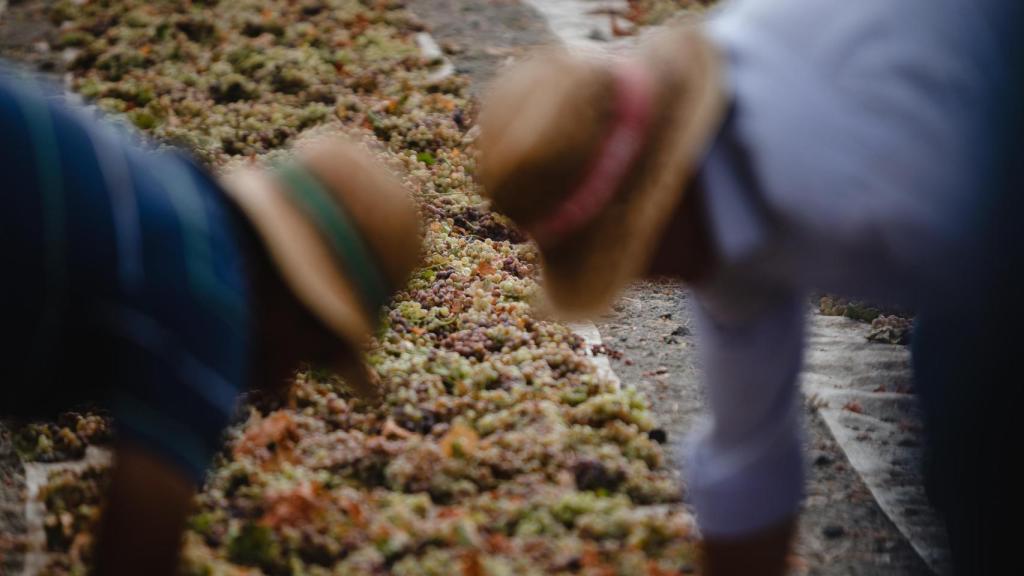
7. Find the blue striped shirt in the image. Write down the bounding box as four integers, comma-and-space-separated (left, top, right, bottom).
0, 65, 251, 484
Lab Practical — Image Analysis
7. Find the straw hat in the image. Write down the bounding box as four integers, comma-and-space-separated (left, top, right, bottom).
477, 25, 725, 315
222, 137, 421, 399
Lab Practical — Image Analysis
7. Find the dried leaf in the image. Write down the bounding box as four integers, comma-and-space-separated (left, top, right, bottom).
440, 422, 479, 458
474, 260, 496, 276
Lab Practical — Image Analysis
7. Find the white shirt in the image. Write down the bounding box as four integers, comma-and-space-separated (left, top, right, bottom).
686, 0, 1015, 536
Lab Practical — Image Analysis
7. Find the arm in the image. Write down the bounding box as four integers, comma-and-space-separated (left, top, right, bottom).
703, 517, 796, 576
93, 442, 195, 576
685, 291, 806, 576
646, 159, 805, 574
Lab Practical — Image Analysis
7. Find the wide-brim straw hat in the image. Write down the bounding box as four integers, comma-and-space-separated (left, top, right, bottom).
222, 137, 421, 399
477, 25, 725, 316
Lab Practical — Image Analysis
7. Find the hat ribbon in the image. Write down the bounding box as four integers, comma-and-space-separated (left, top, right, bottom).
274, 161, 392, 313
531, 62, 656, 245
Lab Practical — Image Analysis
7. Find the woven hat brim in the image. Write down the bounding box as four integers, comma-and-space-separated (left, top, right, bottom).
541, 28, 726, 316
222, 168, 375, 393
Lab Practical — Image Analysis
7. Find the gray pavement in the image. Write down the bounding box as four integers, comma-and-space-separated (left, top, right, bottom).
406, 0, 555, 94
803, 315, 949, 573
